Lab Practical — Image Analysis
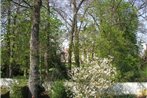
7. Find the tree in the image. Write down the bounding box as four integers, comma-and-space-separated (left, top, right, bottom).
7, 0, 12, 78
1, 0, 33, 78
28, 0, 42, 97
69, 0, 86, 67
1, 0, 65, 80
1, 0, 18, 78
43, 0, 51, 79
68, 0, 78, 67
52, 0, 87, 68
91, 0, 140, 81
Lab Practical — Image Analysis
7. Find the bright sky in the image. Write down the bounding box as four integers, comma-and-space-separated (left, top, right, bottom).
137, 17, 147, 43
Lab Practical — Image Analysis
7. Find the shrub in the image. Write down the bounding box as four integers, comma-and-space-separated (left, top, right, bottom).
51, 81, 68, 98
0, 86, 9, 95
1, 86, 10, 98
11, 85, 23, 98
67, 58, 117, 98
10, 79, 27, 98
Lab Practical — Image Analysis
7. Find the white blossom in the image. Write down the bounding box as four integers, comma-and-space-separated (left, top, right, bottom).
66, 58, 117, 97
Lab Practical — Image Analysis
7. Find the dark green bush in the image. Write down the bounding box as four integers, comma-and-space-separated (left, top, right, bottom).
11, 85, 22, 98
51, 81, 68, 98
10, 79, 27, 98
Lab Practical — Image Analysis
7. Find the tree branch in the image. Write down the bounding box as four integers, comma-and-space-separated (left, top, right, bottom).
53, 7, 72, 27
22, 0, 32, 8
77, 5, 89, 33
11, 0, 32, 9
77, 0, 86, 12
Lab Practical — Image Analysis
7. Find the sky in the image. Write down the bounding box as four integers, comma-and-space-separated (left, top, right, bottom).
137, 15, 147, 43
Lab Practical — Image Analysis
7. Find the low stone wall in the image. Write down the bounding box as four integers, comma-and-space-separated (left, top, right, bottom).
0, 79, 50, 98
0, 78, 147, 96
108, 82, 147, 96
0, 78, 18, 88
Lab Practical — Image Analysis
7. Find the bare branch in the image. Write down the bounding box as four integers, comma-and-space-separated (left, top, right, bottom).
89, 13, 100, 29
137, 2, 146, 11
53, 7, 72, 27
21, 0, 32, 8
11, 0, 31, 9
77, 5, 90, 33
76, 0, 86, 13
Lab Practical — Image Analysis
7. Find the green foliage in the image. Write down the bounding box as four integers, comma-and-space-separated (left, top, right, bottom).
1, 0, 63, 78
51, 81, 69, 98
11, 85, 23, 98
139, 65, 147, 81
91, 0, 140, 81
1, 2, 31, 77
10, 79, 27, 98
39, 7, 64, 71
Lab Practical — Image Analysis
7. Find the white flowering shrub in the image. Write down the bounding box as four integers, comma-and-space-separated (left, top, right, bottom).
66, 58, 117, 98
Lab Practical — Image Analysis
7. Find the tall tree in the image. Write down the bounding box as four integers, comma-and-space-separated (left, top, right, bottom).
28, 0, 42, 97
92, 0, 140, 81
69, 0, 86, 67
43, 0, 51, 79
1, 0, 33, 78
68, 0, 77, 67
2, 0, 16, 78
7, 0, 12, 78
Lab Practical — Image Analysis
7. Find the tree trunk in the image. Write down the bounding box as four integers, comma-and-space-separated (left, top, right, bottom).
7, 0, 12, 78
29, 0, 42, 98
9, 1, 19, 78
68, 33, 73, 69
44, 0, 51, 79
73, 0, 80, 67
74, 21, 80, 67
68, 0, 78, 68
68, 0, 85, 67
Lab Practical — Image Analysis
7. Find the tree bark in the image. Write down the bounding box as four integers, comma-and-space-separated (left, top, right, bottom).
68, 0, 78, 68
68, 30, 74, 69
67, 0, 85, 68
44, 0, 51, 79
74, 17, 80, 67
72, 0, 84, 67
29, 0, 42, 98
7, 0, 12, 78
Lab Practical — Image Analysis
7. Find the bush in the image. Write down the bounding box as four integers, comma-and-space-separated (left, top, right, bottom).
1, 86, 10, 98
51, 81, 69, 98
11, 85, 23, 98
0, 86, 9, 95
67, 58, 117, 98
10, 79, 27, 98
